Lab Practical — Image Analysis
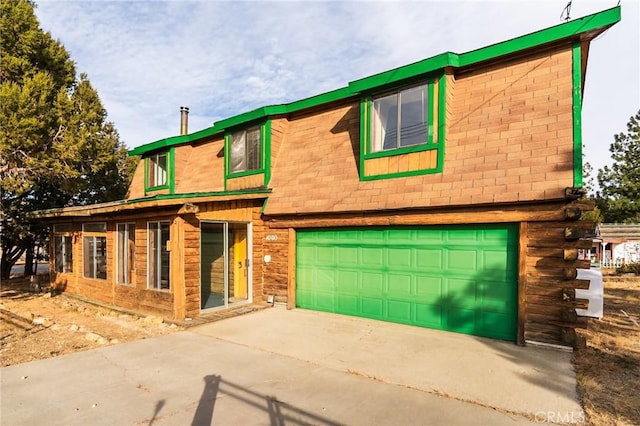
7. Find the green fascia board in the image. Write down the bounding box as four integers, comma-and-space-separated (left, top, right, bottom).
572, 42, 583, 188
348, 53, 456, 93
126, 188, 272, 204
128, 6, 620, 158
457, 6, 620, 67
129, 125, 221, 156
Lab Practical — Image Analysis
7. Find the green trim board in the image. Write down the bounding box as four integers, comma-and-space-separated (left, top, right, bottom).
436, 73, 447, 174
362, 166, 445, 182
264, 120, 272, 186
572, 42, 583, 188
296, 224, 519, 341
125, 188, 271, 204
169, 147, 176, 194
128, 7, 620, 158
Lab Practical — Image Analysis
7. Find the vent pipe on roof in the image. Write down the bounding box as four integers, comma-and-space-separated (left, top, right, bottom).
180, 106, 189, 135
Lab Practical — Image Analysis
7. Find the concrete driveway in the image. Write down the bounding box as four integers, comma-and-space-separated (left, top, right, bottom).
1, 305, 583, 425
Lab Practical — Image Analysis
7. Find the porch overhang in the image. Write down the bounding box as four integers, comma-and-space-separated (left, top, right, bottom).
30, 190, 270, 219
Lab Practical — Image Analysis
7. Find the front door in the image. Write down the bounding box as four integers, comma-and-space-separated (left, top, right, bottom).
200, 222, 250, 310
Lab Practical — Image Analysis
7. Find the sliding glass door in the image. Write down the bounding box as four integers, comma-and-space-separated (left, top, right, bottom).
200, 222, 250, 310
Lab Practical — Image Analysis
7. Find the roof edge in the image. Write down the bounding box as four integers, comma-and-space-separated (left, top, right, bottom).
129, 6, 620, 157
31, 189, 271, 218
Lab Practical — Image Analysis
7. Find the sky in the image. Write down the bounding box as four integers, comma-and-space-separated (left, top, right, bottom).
34, 0, 639, 177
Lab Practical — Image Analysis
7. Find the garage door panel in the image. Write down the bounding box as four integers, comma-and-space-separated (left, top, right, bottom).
415, 303, 444, 328
415, 249, 443, 269
479, 312, 515, 340
337, 246, 358, 265
361, 272, 384, 294
297, 225, 517, 341
362, 297, 384, 316
445, 308, 477, 333
415, 276, 443, 297
336, 295, 359, 315
387, 300, 412, 323
315, 246, 336, 265
447, 250, 477, 272
314, 269, 337, 288
388, 248, 412, 267
362, 247, 384, 266
388, 273, 412, 297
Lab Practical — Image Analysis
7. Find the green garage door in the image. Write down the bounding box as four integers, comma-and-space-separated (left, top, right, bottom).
296, 225, 518, 341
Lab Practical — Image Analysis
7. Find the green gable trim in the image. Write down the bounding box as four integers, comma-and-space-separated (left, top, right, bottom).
264, 120, 273, 186
129, 126, 220, 156
347, 7, 619, 93
169, 147, 176, 194
129, 7, 620, 158
349, 53, 455, 94
437, 73, 447, 174
572, 42, 583, 188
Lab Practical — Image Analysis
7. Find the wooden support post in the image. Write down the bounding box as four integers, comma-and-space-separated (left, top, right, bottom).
517, 222, 528, 346
172, 217, 186, 321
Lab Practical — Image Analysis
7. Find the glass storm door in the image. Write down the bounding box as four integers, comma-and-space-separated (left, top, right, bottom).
200, 222, 250, 310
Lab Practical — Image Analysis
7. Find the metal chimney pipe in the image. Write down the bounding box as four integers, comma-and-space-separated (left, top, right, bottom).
180, 106, 189, 135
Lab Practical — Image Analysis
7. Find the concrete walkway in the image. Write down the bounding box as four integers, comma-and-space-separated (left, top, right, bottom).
1, 305, 583, 425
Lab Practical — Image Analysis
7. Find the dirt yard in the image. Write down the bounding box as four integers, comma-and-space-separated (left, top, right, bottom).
0, 276, 183, 367
573, 277, 640, 426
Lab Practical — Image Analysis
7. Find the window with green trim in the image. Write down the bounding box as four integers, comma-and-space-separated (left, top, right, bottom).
148, 152, 168, 188
230, 126, 261, 174
371, 83, 430, 152
360, 75, 444, 181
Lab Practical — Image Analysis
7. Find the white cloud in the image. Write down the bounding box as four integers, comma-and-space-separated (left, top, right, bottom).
34, 0, 639, 177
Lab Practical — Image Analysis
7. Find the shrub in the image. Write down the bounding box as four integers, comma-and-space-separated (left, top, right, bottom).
616, 262, 640, 275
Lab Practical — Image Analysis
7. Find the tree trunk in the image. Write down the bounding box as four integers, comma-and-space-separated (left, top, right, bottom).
0, 246, 25, 280
24, 245, 34, 276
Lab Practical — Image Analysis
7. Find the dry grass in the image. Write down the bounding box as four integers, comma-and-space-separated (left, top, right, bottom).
573, 277, 640, 425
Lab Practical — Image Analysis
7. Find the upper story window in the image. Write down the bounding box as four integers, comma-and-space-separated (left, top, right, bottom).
371, 83, 429, 152
230, 126, 261, 174
360, 75, 444, 181
147, 151, 168, 188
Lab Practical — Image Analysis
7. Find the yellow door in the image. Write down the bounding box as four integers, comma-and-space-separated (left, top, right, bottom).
233, 227, 248, 300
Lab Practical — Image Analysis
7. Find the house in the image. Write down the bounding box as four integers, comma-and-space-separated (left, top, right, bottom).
591, 223, 640, 268
34, 7, 621, 348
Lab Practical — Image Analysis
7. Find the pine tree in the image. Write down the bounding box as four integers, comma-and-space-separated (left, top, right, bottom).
597, 110, 640, 223
0, 0, 136, 278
